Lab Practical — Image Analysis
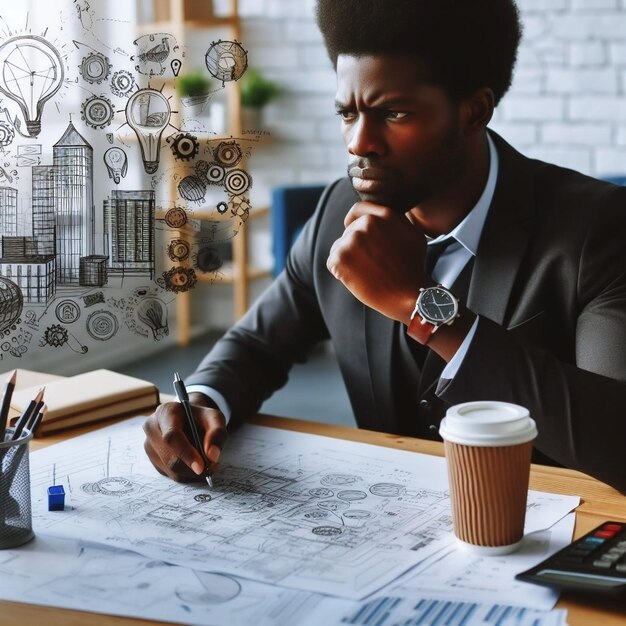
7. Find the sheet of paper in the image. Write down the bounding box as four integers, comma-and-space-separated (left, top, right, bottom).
29, 418, 578, 600
0, 534, 567, 626
332, 595, 569, 626
372, 514, 576, 611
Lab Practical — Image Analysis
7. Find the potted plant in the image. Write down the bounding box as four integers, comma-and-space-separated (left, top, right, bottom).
240, 68, 280, 128
176, 69, 213, 117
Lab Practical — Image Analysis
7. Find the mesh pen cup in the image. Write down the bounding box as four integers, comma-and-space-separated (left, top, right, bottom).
0, 428, 35, 549
439, 401, 537, 555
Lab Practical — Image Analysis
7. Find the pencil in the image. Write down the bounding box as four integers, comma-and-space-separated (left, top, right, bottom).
172, 372, 213, 487
27, 403, 46, 437
0, 369, 16, 442
11, 387, 45, 441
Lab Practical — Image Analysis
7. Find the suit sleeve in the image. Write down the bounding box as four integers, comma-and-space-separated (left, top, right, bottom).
184, 181, 340, 426
437, 192, 626, 493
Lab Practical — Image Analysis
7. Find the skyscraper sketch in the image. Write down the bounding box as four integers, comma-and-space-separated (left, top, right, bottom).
103, 190, 155, 278
31, 165, 56, 256
53, 121, 95, 284
0, 186, 18, 257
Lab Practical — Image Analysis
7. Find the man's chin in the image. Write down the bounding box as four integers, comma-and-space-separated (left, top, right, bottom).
353, 189, 410, 214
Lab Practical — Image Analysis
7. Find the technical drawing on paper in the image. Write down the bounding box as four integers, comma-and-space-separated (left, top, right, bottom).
29, 419, 579, 601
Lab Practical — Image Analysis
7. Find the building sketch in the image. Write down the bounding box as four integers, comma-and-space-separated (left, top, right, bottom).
31, 166, 55, 256
0, 186, 18, 256
50, 121, 95, 284
103, 190, 155, 278
0, 237, 55, 304
79, 255, 108, 287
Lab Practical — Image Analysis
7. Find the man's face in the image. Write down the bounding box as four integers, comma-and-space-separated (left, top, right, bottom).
335, 54, 468, 213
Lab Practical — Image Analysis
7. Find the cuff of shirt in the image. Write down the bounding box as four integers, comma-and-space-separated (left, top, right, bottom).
184, 384, 231, 425
439, 316, 479, 380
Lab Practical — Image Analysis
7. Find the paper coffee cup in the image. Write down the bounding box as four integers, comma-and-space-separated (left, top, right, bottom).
439, 401, 537, 555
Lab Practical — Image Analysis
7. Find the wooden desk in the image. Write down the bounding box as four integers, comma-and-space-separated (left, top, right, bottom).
2, 412, 626, 625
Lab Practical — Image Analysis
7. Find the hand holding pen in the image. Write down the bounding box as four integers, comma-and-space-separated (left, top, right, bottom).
173, 373, 214, 487
143, 376, 227, 483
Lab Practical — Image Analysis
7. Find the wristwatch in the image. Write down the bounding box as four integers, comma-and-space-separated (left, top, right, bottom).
406, 284, 460, 345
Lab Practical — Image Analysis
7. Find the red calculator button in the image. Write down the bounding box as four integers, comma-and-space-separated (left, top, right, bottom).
594, 530, 617, 539
603, 523, 623, 532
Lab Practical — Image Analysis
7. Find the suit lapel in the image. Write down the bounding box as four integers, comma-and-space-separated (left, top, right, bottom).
467, 131, 537, 325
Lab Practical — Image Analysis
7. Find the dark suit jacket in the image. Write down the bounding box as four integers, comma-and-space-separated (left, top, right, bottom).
187, 131, 626, 492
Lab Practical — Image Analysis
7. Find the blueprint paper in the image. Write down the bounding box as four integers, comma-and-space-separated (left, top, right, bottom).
0, 534, 567, 626
29, 418, 578, 600
0, 535, 354, 626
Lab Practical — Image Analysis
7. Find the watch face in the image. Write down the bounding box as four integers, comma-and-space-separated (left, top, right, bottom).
417, 287, 458, 324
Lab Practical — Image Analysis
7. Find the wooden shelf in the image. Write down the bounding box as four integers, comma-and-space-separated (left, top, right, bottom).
143, 0, 267, 345
196, 262, 271, 284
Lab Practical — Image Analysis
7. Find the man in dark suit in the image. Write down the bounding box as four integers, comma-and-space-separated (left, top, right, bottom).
144, 0, 626, 492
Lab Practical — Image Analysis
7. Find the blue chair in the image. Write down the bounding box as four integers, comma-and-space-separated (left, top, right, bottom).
603, 176, 626, 186
271, 184, 326, 277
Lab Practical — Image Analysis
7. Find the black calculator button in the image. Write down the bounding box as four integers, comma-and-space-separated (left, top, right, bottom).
616, 563, 626, 573
593, 559, 613, 568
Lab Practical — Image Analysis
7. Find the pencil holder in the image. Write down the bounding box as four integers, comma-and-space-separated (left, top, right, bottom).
0, 428, 35, 549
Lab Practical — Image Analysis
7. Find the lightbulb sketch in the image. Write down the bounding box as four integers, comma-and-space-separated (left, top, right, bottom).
136, 297, 169, 341
0, 35, 65, 137
125, 88, 171, 174
103, 147, 128, 184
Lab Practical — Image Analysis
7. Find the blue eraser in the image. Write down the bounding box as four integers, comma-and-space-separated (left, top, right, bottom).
47, 485, 65, 511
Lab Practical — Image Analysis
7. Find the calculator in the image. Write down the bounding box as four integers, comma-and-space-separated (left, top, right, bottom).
516, 521, 626, 596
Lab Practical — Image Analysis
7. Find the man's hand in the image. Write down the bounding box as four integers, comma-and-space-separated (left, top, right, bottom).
327, 201, 431, 324
143, 393, 227, 482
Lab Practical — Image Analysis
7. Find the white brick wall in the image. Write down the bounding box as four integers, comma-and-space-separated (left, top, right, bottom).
201, 0, 626, 329
241, 0, 626, 186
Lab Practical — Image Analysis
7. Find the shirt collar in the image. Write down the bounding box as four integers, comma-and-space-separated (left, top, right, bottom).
427, 132, 499, 256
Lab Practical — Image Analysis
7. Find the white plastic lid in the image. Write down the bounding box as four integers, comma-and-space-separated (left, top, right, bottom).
439, 401, 537, 447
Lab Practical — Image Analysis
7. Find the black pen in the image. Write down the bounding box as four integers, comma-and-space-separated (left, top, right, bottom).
173, 372, 213, 487
0, 369, 16, 441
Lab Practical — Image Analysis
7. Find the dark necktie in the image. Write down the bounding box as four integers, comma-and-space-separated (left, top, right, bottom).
424, 237, 455, 278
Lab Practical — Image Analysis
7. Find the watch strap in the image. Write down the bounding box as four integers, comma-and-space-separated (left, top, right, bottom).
406, 312, 438, 345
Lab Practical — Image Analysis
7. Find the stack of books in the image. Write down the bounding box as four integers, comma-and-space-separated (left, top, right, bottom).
10, 369, 159, 435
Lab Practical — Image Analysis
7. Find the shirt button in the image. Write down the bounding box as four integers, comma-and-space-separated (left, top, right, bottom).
429, 424, 438, 432
419, 399, 432, 412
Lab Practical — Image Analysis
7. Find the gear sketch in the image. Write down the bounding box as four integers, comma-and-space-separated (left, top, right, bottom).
164, 206, 188, 228
79, 52, 111, 84
0, 121, 15, 147
162, 267, 197, 293
42, 324, 68, 347
214, 140, 243, 167
167, 239, 191, 262
110, 70, 135, 97
224, 169, 252, 196
206, 162, 225, 185
81, 95, 115, 129
169, 132, 199, 161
